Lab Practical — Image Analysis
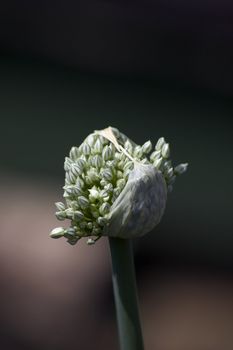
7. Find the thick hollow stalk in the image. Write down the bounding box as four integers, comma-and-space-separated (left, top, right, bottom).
109, 237, 144, 350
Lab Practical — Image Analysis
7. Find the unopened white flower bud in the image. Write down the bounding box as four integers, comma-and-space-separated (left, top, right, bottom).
99, 202, 111, 215
55, 202, 66, 211
102, 168, 113, 181
91, 154, 103, 168
78, 196, 89, 209
103, 145, 113, 161
94, 138, 103, 154
50, 227, 65, 238
153, 157, 163, 169
141, 140, 152, 154
85, 134, 96, 147
116, 170, 123, 179
73, 211, 84, 220
133, 145, 143, 158
97, 216, 108, 226
155, 137, 165, 151
64, 157, 73, 171
161, 143, 170, 158
81, 143, 91, 155
124, 140, 133, 153
86, 169, 99, 183
116, 178, 126, 189
65, 208, 74, 218
66, 171, 76, 184
70, 163, 82, 177
150, 150, 161, 161
55, 211, 66, 220
69, 147, 80, 160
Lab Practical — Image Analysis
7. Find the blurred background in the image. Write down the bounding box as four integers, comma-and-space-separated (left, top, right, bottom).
0, 1, 233, 349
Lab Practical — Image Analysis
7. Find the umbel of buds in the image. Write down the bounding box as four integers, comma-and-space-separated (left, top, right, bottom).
50, 127, 188, 245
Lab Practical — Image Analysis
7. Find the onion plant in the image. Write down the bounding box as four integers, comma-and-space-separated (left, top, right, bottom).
50, 126, 188, 350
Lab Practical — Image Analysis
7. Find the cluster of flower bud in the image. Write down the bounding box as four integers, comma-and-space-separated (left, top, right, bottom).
50, 127, 188, 245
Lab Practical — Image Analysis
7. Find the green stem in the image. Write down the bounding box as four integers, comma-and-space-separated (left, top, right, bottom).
109, 237, 144, 350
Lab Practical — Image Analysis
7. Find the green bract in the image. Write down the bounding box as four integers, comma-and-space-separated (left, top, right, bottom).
50, 127, 188, 245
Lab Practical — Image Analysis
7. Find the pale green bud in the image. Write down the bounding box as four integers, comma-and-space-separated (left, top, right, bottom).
76, 178, 85, 188
133, 145, 143, 158
63, 185, 73, 196
150, 150, 161, 161
97, 217, 108, 226
55, 211, 66, 220
103, 145, 113, 161
100, 178, 109, 187
153, 157, 163, 169
50, 227, 65, 238
99, 189, 109, 198
81, 143, 91, 155
102, 168, 113, 181
86, 169, 99, 183
116, 179, 126, 189
116, 170, 123, 179
73, 185, 83, 196
123, 168, 132, 178
70, 163, 83, 177
161, 143, 170, 158
114, 152, 121, 161
123, 161, 134, 172
155, 137, 165, 151
124, 140, 133, 153
113, 187, 121, 197
117, 160, 125, 170
70, 201, 80, 210
163, 160, 172, 171
166, 167, 174, 178
103, 196, 110, 202
94, 138, 103, 154
69, 147, 80, 160
66, 171, 76, 184
64, 157, 73, 171
65, 208, 74, 218
141, 140, 152, 154
174, 163, 188, 175
104, 183, 113, 193
65, 227, 76, 237
55, 202, 65, 211
73, 211, 84, 220
76, 158, 86, 170
91, 154, 103, 168
78, 196, 89, 209
99, 202, 111, 215
85, 134, 96, 147
98, 135, 108, 145
141, 158, 149, 164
